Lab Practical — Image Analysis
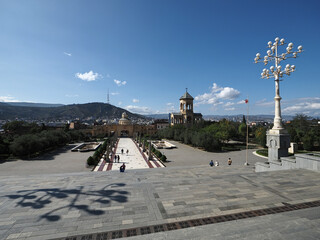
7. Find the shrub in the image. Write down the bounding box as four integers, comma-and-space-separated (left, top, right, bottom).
222, 146, 241, 151
87, 156, 95, 165
155, 150, 162, 158
256, 149, 268, 157
160, 155, 167, 162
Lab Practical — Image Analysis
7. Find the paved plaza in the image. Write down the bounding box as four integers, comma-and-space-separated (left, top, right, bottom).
0, 143, 92, 177
161, 140, 263, 167
0, 138, 319, 239
1, 165, 320, 239
94, 138, 164, 172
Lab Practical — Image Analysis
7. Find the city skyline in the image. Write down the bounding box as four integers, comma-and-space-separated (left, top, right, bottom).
1, 0, 320, 116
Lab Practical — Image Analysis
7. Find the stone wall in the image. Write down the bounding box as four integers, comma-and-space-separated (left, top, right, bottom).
255, 153, 320, 172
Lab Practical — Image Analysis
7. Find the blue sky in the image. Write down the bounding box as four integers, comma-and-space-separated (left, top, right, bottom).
1, 0, 320, 116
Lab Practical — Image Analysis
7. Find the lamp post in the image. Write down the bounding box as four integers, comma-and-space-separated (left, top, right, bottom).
245, 98, 249, 166
254, 37, 303, 161
148, 139, 152, 160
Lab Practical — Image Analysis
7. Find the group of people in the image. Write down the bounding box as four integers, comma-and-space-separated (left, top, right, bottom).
113, 148, 129, 164
209, 160, 219, 167
210, 158, 232, 167
114, 154, 121, 163
121, 149, 129, 155
118, 148, 129, 172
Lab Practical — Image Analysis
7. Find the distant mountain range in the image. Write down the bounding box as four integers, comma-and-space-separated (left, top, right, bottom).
146, 114, 170, 119
0, 102, 310, 122
0, 102, 147, 121
146, 113, 297, 122
5, 102, 64, 108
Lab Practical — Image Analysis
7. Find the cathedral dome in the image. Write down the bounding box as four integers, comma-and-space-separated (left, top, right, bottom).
119, 112, 131, 125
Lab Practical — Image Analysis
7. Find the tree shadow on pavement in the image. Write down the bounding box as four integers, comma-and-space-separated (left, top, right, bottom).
4, 183, 128, 222
25, 144, 78, 161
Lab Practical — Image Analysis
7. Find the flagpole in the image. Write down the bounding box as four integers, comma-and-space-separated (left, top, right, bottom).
245, 98, 249, 166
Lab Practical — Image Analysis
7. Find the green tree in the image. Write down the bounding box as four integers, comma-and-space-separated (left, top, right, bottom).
10, 134, 40, 157
216, 119, 237, 142
3, 121, 25, 134
242, 115, 246, 124
287, 114, 309, 143
302, 132, 314, 151
238, 123, 247, 140
0, 135, 9, 154
255, 126, 267, 147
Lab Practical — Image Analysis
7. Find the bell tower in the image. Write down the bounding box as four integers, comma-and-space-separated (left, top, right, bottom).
180, 88, 194, 124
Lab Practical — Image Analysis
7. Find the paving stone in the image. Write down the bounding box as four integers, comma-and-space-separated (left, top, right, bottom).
0, 148, 320, 240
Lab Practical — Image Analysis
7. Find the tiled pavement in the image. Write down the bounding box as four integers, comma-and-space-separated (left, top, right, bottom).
0, 165, 319, 239
94, 138, 164, 171
126, 205, 320, 240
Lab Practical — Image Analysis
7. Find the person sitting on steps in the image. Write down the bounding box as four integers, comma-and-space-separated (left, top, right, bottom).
120, 163, 126, 172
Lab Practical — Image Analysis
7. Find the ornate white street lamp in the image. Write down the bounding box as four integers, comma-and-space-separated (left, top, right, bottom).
254, 37, 303, 161
255, 37, 303, 130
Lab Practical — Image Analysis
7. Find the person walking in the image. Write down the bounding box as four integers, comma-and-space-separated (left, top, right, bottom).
210, 160, 214, 167
118, 155, 120, 163
121, 149, 124, 154
228, 158, 232, 166
126, 149, 129, 155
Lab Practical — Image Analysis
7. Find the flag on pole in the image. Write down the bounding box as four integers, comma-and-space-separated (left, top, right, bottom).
245, 99, 249, 104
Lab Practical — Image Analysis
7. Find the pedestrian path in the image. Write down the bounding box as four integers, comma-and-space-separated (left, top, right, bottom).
94, 138, 165, 171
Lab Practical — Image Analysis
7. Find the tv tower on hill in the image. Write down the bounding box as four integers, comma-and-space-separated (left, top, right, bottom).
107, 89, 110, 104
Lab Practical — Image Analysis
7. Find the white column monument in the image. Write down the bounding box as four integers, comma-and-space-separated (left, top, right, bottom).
254, 37, 303, 162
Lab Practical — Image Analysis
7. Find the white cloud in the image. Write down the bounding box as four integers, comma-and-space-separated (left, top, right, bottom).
216, 87, 240, 100
255, 98, 273, 106
195, 83, 240, 106
283, 101, 320, 114
212, 83, 223, 93
114, 79, 127, 86
118, 101, 122, 105
63, 52, 72, 57
224, 102, 234, 107
132, 98, 139, 103
225, 107, 235, 111
75, 71, 100, 81
0, 96, 20, 102
165, 102, 176, 113
111, 92, 119, 96
125, 105, 152, 114
65, 94, 79, 98
282, 97, 320, 116
237, 100, 246, 104
195, 93, 213, 102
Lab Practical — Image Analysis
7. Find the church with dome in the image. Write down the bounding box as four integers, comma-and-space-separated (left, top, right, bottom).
118, 112, 131, 125
90, 111, 156, 137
